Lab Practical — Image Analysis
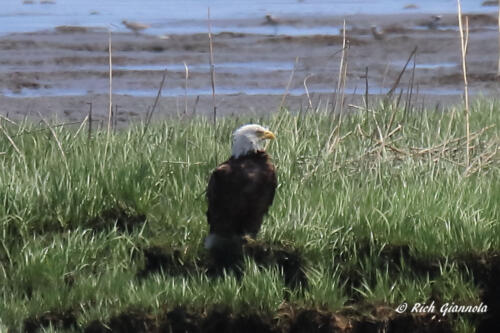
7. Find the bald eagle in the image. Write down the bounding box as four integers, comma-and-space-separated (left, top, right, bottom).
205, 124, 277, 253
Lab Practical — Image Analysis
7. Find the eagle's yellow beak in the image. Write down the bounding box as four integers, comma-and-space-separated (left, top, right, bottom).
261, 130, 276, 140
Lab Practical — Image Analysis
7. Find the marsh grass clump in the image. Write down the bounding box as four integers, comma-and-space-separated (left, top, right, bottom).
0, 100, 498, 332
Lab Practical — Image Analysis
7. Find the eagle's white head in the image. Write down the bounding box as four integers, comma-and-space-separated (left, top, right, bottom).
231, 124, 276, 158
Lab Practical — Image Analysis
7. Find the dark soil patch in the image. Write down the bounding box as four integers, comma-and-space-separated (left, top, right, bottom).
23, 310, 78, 333
87, 205, 146, 233
204, 238, 308, 289
84, 306, 275, 333
384, 313, 453, 333
288, 309, 351, 333
140, 239, 308, 289
459, 252, 500, 332
81, 305, 455, 333
383, 25, 413, 34
200, 307, 275, 333
378, 244, 440, 277
438, 73, 500, 85
341, 306, 452, 333
159, 307, 201, 333
55, 25, 89, 33
243, 240, 308, 289
137, 245, 197, 278
85, 309, 156, 333
463, 14, 498, 26
260, 35, 366, 46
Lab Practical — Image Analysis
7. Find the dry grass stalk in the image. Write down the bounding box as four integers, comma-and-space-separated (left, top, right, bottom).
107, 29, 113, 137
371, 108, 386, 157
466, 142, 499, 175
356, 125, 496, 166
354, 119, 494, 166
404, 52, 417, 119
87, 102, 92, 141
385, 104, 400, 138
207, 7, 218, 165
304, 125, 352, 180
0, 121, 21, 155
334, 20, 348, 117
303, 74, 314, 111
438, 108, 457, 160
183, 61, 189, 116
38, 112, 70, 175
14, 121, 83, 137
73, 115, 88, 139
279, 56, 299, 111
457, 0, 470, 168
145, 68, 168, 132
348, 103, 375, 113
346, 123, 496, 169
364, 67, 369, 116
0, 115, 17, 126
273, 56, 300, 131
207, 8, 216, 126
340, 51, 349, 114
356, 122, 401, 143
386, 46, 417, 98
498, 0, 500, 76
412, 125, 494, 156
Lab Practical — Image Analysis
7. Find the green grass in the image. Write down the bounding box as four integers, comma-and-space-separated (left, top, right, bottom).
0, 99, 499, 331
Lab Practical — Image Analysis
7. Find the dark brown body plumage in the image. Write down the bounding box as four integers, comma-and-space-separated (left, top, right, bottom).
206, 150, 277, 238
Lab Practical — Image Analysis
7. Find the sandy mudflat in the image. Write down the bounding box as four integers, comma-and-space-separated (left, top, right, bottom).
0, 12, 499, 124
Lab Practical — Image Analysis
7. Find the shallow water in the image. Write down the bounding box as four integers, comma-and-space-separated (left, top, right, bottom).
2, 0, 494, 36
391, 61, 458, 69
0, 1, 494, 101
0, 61, 295, 74
1, 85, 465, 99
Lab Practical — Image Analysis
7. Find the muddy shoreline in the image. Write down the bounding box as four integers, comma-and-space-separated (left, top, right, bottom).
0, 12, 499, 124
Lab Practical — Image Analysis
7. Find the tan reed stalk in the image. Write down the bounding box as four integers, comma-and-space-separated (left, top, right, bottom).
403, 52, 417, 120
457, 0, 470, 168
279, 56, 299, 111
207, 7, 218, 165
207, 8, 216, 126
498, 0, 500, 76
364, 67, 369, 116
339, 47, 348, 119
335, 20, 348, 117
87, 102, 92, 142
183, 61, 189, 116
273, 56, 299, 132
107, 29, 113, 137
303, 74, 314, 111
73, 116, 88, 139
0, 115, 17, 125
114, 104, 118, 130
